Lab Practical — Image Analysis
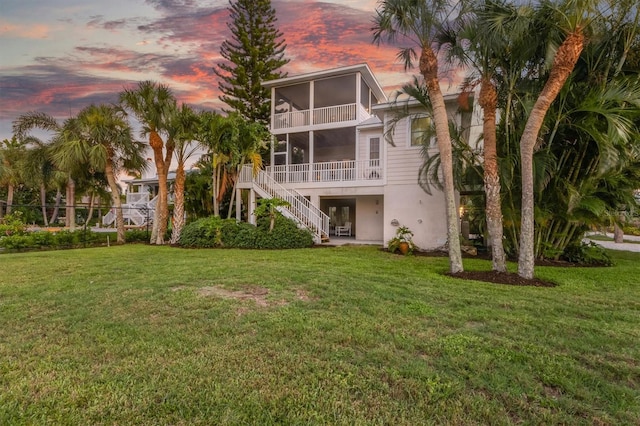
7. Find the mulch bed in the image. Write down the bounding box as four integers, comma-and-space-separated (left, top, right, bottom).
447, 270, 556, 287
396, 249, 559, 287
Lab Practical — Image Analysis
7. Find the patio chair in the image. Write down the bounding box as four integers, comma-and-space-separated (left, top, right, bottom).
335, 222, 352, 237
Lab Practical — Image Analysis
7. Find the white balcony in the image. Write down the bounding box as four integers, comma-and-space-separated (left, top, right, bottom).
250, 159, 383, 185
273, 103, 359, 130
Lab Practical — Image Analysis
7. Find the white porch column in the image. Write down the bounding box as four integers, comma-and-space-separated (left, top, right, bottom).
248, 189, 256, 225
309, 80, 314, 125
270, 87, 275, 130
235, 188, 242, 222
355, 72, 362, 121
310, 194, 320, 209
309, 130, 314, 182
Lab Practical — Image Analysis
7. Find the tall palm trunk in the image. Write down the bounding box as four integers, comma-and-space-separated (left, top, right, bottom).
50, 189, 62, 224
518, 30, 584, 279
149, 130, 167, 244
170, 162, 186, 244
6, 184, 14, 215
49, 188, 62, 223
227, 162, 244, 219
212, 153, 221, 217
158, 143, 174, 242
479, 78, 506, 272
86, 193, 95, 229
66, 177, 76, 231
40, 183, 49, 226
105, 159, 125, 243
420, 46, 464, 274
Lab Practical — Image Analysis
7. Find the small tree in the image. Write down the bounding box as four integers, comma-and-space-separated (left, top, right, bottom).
254, 197, 290, 232
214, 0, 289, 125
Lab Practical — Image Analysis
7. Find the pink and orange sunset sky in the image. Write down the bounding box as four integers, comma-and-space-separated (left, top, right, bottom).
0, 0, 460, 141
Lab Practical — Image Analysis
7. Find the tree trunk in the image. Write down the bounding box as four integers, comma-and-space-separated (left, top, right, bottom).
213, 154, 220, 217
6, 184, 14, 215
479, 78, 507, 272
157, 142, 175, 243
227, 162, 243, 219
149, 130, 166, 244
50, 189, 62, 224
518, 30, 584, 280
86, 193, 95, 229
40, 183, 49, 226
614, 221, 624, 243
420, 46, 463, 274
66, 177, 76, 231
170, 162, 186, 244
105, 159, 126, 243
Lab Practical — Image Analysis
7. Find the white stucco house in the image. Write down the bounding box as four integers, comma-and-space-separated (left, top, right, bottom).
236, 63, 482, 247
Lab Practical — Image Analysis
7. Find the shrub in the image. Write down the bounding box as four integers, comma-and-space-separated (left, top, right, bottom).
0, 212, 27, 237
0, 234, 35, 250
253, 215, 314, 249
31, 231, 54, 247
622, 225, 640, 236
562, 241, 613, 266
126, 229, 151, 243
179, 216, 233, 248
0, 229, 102, 252
179, 214, 313, 249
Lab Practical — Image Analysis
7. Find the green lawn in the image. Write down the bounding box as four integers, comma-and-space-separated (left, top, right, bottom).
1, 245, 638, 425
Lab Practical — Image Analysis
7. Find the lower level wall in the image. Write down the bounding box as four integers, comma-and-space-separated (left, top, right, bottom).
355, 196, 384, 241
383, 184, 451, 250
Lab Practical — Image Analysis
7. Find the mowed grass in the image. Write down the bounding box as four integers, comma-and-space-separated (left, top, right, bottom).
1, 245, 639, 425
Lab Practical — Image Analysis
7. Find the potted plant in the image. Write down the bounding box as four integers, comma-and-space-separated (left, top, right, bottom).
387, 225, 416, 255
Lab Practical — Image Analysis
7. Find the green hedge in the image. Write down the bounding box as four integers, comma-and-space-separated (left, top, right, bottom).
0, 229, 150, 252
179, 215, 314, 249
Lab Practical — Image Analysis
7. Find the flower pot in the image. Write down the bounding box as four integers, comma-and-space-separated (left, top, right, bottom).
398, 241, 410, 255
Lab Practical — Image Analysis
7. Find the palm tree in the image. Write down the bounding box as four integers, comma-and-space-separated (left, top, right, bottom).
166, 103, 200, 244
226, 115, 268, 219
517, 0, 594, 279
373, 0, 464, 273
21, 136, 55, 226
119, 81, 177, 244
195, 111, 239, 217
12, 112, 82, 230
62, 104, 147, 243
0, 137, 25, 216
439, 0, 532, 272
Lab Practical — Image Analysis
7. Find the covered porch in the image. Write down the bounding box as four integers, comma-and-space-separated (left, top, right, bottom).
266, 159, 382, 185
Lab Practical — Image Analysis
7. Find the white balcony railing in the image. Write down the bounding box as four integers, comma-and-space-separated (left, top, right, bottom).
273, 103, 359, 130
263, 159, 382, 184
313, 104, 357, 125
273, 110, 310, 130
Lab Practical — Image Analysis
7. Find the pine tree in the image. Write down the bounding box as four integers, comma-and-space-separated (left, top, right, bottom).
214, 0, 289, 124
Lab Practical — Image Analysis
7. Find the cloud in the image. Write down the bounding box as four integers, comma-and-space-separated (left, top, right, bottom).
0, 65, 124, 120
0, 19, 50, 39
1, 0, 447, 140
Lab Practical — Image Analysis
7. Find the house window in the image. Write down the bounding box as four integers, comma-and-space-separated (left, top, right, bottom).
410, 116, 432, 147
369, 137, 380, 160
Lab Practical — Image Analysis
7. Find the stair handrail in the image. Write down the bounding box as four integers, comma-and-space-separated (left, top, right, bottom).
249, 166, 329, 241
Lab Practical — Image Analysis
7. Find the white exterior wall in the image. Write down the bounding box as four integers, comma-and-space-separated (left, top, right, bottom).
381, 102, 471, 249
383, 185, 448, 249
356, 196, 384, 241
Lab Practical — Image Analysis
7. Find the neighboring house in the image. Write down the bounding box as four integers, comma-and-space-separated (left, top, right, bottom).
237, 63, 482, 247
